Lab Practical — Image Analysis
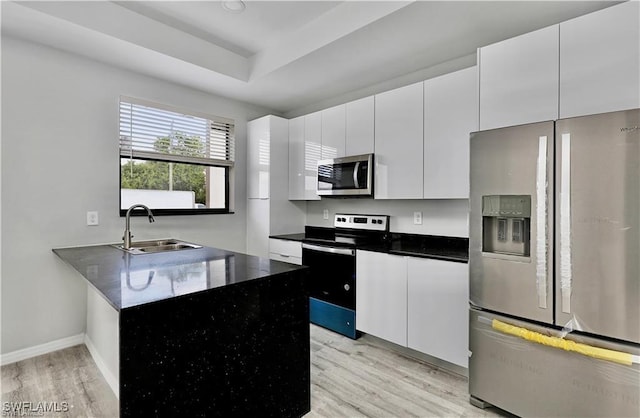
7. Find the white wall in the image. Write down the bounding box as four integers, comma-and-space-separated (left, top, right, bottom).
0, 36, 274, 354
307, 199, 469, 237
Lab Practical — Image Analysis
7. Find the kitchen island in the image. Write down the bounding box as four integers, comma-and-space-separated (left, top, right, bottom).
53, 243, 310, 418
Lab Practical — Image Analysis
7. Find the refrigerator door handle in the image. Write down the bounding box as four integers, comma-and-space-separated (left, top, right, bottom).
535, 136, 549, 309
559, 133, 572, 313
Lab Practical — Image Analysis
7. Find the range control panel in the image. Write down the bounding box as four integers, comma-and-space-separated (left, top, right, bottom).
334, 214, 389, 231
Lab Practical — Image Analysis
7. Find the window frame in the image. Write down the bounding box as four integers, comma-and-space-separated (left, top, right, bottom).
118, 96, 235, 216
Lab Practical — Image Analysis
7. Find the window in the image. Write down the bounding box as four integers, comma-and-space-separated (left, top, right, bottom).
119, 97, 234, 215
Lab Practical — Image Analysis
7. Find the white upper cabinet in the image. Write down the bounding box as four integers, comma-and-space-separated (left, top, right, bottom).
559, 1, 640, 118
424, 67, 477, 199
479, 25, 559, 130
374, 81, 424, 199
304, 112, 322, 200
247, 116, 271, 199
345, 96, 374, 156
288, 116, 305, 200
321, 104, 346, 159
248, 116, 303, 257
407, 257, 469, 368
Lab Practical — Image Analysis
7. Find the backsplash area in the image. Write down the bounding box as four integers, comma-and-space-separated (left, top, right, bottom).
306, 199, 469, 237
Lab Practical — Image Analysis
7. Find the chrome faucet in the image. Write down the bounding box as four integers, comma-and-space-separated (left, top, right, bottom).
123, 204, 155, 249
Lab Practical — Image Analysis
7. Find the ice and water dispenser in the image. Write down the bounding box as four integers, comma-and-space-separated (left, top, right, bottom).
482, 195, 531, 257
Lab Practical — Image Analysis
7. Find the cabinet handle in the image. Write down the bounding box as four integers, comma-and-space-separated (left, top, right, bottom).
279, 253, 290, 258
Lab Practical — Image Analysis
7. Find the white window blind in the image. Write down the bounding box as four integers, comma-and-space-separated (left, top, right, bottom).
119, 97, 235, 167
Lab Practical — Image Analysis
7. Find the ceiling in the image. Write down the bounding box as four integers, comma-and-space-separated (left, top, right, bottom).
1, 1, 620, 116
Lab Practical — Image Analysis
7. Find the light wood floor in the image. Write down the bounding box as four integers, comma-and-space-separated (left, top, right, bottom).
1, 344, 118, 417
2, 325, 511, 417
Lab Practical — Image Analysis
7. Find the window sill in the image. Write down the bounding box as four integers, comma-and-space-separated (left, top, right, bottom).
119, 209, 234, 217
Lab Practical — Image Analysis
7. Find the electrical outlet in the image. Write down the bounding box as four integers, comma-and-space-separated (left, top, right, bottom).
413, 211, 422, 225
87, 211, 99, 226
323, 209, 329, 220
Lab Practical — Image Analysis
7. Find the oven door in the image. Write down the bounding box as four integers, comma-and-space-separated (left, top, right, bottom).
302, 243, 355, 309
317, 154, 373, 196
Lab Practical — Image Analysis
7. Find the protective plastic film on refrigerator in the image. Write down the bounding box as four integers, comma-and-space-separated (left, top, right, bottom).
468, 109, 640, 418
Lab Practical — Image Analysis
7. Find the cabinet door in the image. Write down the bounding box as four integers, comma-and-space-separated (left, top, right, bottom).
424, 67, 477, 199
559, 1, 640, 118
346, 96, 374, 156
407, 257, 469, 368
479, 25, 559, 130
268, 116, 290, 202
374, 82, 424, 199
356, 250, 407, 346
247, 116, 270, 199
321, 104, 346, 159
288, 116, 305, 200
246, 198, 269, 258
269, 239, 302, 265
304, 112, 322, 200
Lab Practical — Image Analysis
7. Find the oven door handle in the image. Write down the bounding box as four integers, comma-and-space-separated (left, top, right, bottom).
302, 243, 355, 256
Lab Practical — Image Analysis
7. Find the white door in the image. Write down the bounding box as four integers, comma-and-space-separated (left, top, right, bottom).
356, 250, 407, 346
407, 257, 469, 368
559, 1, 640, 118
374, 82, 424, 199
479, 25, 559, 130
424, 67, 477, 199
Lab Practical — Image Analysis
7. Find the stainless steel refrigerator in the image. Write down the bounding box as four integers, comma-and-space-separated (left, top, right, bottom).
469, 108, 640, 417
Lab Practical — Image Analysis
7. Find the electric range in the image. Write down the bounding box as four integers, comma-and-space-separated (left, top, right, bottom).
301, 213, 389, 338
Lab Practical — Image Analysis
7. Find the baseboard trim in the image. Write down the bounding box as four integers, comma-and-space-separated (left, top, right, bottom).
1, 333, 85, 366
84, 334, 119, 399
361, 332, 469, 378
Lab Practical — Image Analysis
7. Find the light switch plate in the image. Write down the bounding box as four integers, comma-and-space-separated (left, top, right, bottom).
413, 211, 422, 225
323, 209, 329, 220
87, 211, 99, 226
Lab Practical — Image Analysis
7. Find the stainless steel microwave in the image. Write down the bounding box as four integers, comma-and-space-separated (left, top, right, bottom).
317, 153, 373, 197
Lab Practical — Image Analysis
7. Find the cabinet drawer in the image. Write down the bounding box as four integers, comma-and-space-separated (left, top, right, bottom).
269, 239, 302, 258
269, 253, 302, 265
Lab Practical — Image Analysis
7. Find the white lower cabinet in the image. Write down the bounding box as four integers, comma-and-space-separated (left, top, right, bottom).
407, 257, 469, 368
356, 250, 407, 346
357, 250, 469, 368
268, 238, 302, 266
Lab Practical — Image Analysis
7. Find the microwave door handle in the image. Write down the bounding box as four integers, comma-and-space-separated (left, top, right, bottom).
353, 161, 360, 188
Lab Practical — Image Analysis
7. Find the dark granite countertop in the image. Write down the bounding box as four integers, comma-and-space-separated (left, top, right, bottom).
269, 232, 306, 242
360, 233, 469, 263
270, 227, 468, 263
53, 243, 308, 311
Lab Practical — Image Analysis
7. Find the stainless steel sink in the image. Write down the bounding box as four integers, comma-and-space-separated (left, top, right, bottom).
113, 239, 202, 255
